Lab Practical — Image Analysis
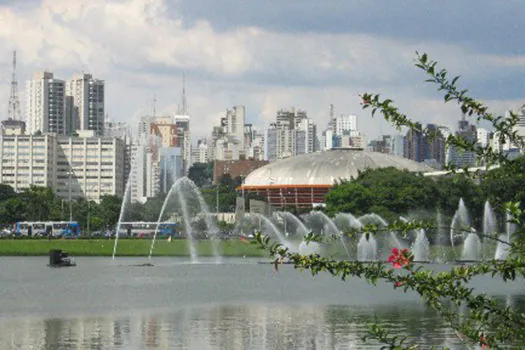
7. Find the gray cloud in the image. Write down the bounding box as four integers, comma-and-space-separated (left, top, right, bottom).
0, 0, 523, 141
176, 0, 525, 55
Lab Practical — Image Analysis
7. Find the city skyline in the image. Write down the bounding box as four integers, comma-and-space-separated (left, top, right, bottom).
0, 0, 523, 141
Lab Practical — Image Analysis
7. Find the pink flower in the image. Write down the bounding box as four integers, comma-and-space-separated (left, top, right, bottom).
388, 247, 412, 269
359, 95, 371, 105
394, 281, 404, 288
480, 334, 489, 349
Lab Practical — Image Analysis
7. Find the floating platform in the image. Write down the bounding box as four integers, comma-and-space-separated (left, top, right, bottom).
48, 249, 76, 267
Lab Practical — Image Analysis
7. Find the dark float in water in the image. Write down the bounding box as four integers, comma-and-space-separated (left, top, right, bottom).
48, 249, 76, 267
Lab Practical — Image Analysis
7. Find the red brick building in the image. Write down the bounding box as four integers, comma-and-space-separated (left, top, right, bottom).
214, 159, 269, 184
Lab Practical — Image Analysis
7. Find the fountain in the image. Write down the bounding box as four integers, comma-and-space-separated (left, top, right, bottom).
298, 240, 320, 255
495, 211, 515, 260
412, 229, 430, 262
434, 210, 449, 262
359, 213, 404, 250
334, 213, 362, 231
450, 198, 470, 248
308, 211, 340, 235
448, 198, 483, 261
148, 177, 221, 263
483, 201, 497, 238
482, 201, 497, 260
506, 211, 516, 243
494, 234, 510, 260
274, 211, 310, 237
243, 213, 295, 252
112, 140, 145, 260
274, 211, 320, 255
307, 211, 351, 258
357, 234, 377, 261
461, 230, 482, 261
112, 173, 133, 260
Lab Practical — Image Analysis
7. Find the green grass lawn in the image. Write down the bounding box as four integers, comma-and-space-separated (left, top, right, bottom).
0, 237, 500, 260
0, 238, 267, 257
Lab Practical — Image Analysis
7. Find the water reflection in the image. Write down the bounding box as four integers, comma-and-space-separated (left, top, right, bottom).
4, 297, 523, 349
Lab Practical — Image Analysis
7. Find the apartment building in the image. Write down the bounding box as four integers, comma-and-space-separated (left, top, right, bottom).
65, 73, 105, 135
0, 133, 125, 203
0, 134, 56, 190
55, 133, 125, 202
26, 72, 70, 135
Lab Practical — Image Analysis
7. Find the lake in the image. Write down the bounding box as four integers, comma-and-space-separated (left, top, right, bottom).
0, 257, 522, 349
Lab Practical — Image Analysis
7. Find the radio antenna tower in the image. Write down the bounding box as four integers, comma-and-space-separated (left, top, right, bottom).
8, 50, 21, 120
181, 72, 187, 115
152, 94, 157, 118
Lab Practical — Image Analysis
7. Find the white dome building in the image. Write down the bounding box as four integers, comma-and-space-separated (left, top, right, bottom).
239, 148, 434, 209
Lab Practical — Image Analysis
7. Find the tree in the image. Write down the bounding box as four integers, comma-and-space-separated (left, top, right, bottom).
98, 195, 122, 228
435, 174, 483, 222
259, 53, 525, 349
0, 184, 16, 202
188, 162, 214, 188
142, 197, 165, 222
18, 186, 57, 221
326, 167, 439, 221
480, 156, 525, 212
0, 197, 26, 224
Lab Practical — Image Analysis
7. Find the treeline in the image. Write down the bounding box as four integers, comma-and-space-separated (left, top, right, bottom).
0, 172, 256, 232
3, 157, 523, 233
325, 156, 525, 228
0, 185, 123, 231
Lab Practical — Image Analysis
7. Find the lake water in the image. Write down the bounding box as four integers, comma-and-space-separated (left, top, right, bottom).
0, 257, 523, 349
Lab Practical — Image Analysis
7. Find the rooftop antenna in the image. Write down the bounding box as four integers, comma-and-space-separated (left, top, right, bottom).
152, 95, 157, 118
8, 50, 20, 120
181, 71, 187, 115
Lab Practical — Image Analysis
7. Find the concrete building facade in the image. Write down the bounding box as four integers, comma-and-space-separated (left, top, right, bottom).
65, 73, 105, 136
0, 134, 125, 202
26, 72, 69, 135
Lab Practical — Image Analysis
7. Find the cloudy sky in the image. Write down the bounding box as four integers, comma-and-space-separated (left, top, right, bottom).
0, 0, 524, 141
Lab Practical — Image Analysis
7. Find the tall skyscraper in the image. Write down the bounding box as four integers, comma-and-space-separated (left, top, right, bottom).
225, 106, 246, 150
447, 116, 478, 167
173, 115, 191, 172
403, 123, 445, 167
26, 72, 68, 135
65, 73, 105, 135
264, 108, 318, 161
334, 115, 358, 136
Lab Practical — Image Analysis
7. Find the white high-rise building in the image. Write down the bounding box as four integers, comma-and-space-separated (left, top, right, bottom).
264, 108, 318, 161
129, 138, 160, 203
26, 72, 68, 135
0, 134, 125, 202
174, 115, 192, 172
322, 128, 334, 151
476, 128, 492, 148
55, 135, 125, 202
65, 73, 105, 136
297, 118, 317, 154
225, 105, 246, 150
335, 115, 358, 136
514, 104, 525, 138
194, 139, 209, 163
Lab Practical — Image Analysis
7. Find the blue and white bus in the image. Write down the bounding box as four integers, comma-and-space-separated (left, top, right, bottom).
15, 221, 80, 237
117, 222, 179, 237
